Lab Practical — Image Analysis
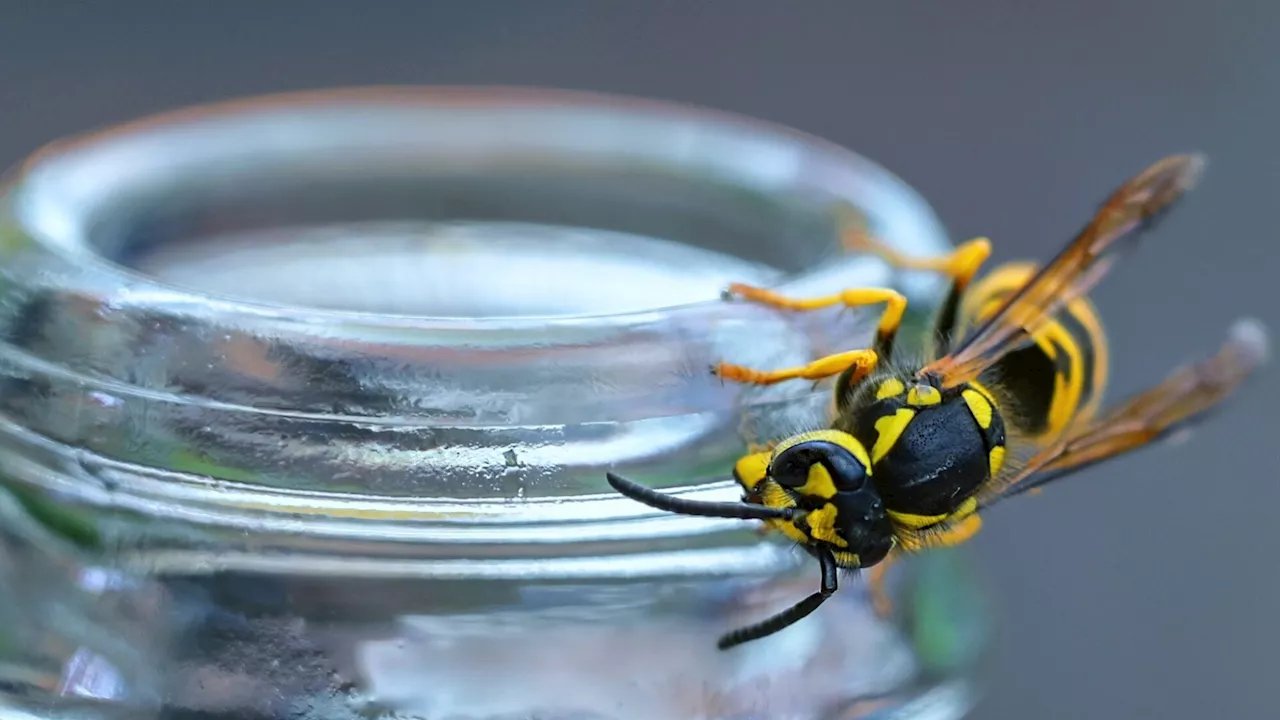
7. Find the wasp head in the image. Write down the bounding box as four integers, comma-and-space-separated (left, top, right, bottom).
767, 430, 896, 568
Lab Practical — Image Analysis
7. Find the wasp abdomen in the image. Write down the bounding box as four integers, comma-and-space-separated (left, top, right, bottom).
958, 262, 1108, 440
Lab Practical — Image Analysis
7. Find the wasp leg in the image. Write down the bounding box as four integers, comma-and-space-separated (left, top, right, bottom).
843, 228, 992, 283
931, 240, 993, 354
714, 348, 878, 388
718, 546, 838, 650
723, 283, 906, 360
844, 229, 992, 353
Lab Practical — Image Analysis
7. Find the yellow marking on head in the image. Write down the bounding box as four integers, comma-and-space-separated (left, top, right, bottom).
871, 408, 916, 463
876, 377, 906, 400
757, 479, 812, 544
798, 463, 839, 499
906, 384, 942, 406
760, 478, 795, 511
887, 508, 948, 530
832, 551, 863, 569
733, 451, 771, 493
989, 445, 1006, 476
772, 429, 872, 475
804, 503, 848, 547
962, 388, 994, 429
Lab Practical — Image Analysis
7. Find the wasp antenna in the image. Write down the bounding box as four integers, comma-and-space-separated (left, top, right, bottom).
605, 472, 796, 522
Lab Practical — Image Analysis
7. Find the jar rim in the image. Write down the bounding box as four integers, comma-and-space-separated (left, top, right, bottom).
7, 84, 950, 330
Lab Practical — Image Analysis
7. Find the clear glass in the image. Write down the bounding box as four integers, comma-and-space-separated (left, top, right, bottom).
0, 87, 989, 719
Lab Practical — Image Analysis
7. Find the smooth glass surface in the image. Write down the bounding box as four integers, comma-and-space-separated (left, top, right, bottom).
0, 87, 988, 719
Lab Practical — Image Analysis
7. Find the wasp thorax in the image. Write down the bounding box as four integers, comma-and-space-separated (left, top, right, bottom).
852, 381, 1008, 518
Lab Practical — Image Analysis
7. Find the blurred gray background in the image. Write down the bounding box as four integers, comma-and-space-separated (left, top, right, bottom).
1, 3, 1276, 719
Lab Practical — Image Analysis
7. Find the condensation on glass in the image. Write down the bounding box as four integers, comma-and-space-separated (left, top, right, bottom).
0, 88, 990, 720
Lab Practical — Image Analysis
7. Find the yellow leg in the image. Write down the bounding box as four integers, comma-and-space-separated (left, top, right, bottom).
714, 349, 878, 387
724, 283, 906, 356
844, 227, 993, 351
844, 229, 993, 293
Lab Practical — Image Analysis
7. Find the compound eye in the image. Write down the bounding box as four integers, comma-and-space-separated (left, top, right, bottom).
770, 440, 868, 492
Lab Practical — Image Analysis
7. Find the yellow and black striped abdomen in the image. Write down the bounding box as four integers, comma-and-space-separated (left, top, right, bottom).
955, 261, 1109, 441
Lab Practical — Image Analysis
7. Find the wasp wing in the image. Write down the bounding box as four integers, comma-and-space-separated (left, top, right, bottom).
976, 317, 1269, 508
919, 154, 1206, 389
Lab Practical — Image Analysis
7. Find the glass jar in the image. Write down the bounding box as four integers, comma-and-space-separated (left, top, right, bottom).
0, 87, 989, 720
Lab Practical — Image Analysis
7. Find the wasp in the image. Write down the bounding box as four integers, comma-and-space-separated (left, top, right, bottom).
606, 154, 1269, 650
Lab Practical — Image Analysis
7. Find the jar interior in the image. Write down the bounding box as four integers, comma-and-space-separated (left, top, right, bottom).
133, 219, 785, 317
